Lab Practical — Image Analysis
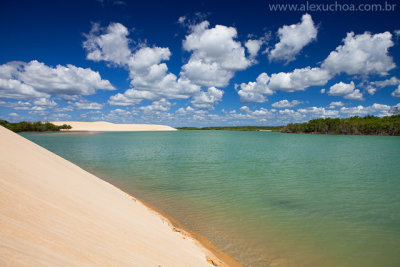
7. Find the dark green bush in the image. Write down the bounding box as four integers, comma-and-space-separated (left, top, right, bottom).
0, 120, 72, 132
282, 115, 400, 136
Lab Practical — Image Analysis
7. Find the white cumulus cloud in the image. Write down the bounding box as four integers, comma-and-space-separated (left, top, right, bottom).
329, 101, 344, 108
322, 31, 395, 76
298, 106, 339, 118
191, 87, 223, 109
73, 99, 104, 110
340, 103, 392, 117
245, 39, 263, 58
0, 60, 114, 100
269, 67, 331, 92
84, 22, 201, 106
237, 73, 273, 103
272, 99, 302, 108
238, 67, 331, 103
140, 99, 172, 114
268, 14, 317, 63
83, 22, 131, 65
392, 85, 400, 97
328, 81, 364, 100
180, 21, 251, 87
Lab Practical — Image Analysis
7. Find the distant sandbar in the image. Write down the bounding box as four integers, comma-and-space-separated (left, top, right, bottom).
52, 121, 177, 132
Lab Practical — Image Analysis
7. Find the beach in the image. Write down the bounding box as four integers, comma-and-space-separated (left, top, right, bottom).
52, 121, 177, 132
0, 126, 229, 266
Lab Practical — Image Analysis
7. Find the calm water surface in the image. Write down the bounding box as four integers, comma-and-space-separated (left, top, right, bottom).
22, 131, 400, 266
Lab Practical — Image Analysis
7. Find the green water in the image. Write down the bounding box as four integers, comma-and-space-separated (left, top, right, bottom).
21, 131, 400, 266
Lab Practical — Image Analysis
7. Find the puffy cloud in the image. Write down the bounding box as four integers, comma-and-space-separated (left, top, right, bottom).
322, 31, 395, 76
0, 63, 19, 79
19, 61, 115, 95
0, 78, 46, 99
213, 107, 279, 123
127, 47, 170, 72
126, 46, 197, 99
180, 60, 233, 88
298, 107, 339, 118
83, 22, 131, 65
33, 98, 57, 107
176, 106, 196, 116
180, 21, 251, 87
191, 87, 223, 109
329, 101, 344, 108
0, 60, 114, 99
249, 107, 275, 118
54, 106, 74, 112
237, 73, 273, 103
268, 67, 331, 92
178, 16, 186, 25
238, 67, 331, 103
101, 108, 134, 123
344, 90, 364, 101
392, 85, 400, 97
340, 103, 392, 117
240, 30, 396, 103
183, 21, 250, 70
0, 100, 32, 110
245, 39, 263, 58
372, 77, 400, 88
109, 109, 132, 116
328, 81, 364, 100
366, 77, 400, 95
73, 99, 104, 110
268, 14, 317, 63
239, 106, 250, 113
31, 106, 47, 111
108, 89, 157, 106
84, 23, 201, 105
140, 98, 172, 114
227, 107, 276, 122
365, 85, 377, 95
278, 109, 304, 120
272, 99, 302, 108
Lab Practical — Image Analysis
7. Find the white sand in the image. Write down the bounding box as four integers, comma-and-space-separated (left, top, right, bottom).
0, 126, 227, 266
52, 121, 177, 131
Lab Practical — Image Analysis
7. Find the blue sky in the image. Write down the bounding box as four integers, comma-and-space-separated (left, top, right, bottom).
0, 0, 399, 126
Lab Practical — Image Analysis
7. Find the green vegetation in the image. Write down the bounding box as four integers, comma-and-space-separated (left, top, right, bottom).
282, 115, 400, 136
0, 120, 72, 132
178, 126, 284, 131
179, 114, 400, 136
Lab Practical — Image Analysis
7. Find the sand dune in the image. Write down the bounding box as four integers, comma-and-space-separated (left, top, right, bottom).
0, 126, 226, 266
52, 121, 177, 131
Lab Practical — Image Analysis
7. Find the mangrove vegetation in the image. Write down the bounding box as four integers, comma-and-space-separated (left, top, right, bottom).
0, 120, 72, 132
282, 115, 400, 136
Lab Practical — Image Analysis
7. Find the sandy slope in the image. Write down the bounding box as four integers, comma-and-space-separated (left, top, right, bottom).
52, 121, 177, 131
0, 126, 224, 266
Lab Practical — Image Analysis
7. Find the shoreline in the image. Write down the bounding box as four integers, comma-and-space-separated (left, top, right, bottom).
113, 186, 241, 267
0, 126, 238, 266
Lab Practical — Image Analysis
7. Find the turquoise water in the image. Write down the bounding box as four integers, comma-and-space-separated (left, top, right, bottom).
22, 131, 400, 266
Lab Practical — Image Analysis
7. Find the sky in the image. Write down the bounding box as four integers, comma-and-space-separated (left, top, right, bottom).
0, 0, 400, 127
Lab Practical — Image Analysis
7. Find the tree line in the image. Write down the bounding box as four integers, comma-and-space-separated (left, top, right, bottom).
0, 120, 72, 132
177, 126, 284, 131
282, 115, 400, 136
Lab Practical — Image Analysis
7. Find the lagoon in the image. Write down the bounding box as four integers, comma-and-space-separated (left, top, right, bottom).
22, 131, 400, 266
